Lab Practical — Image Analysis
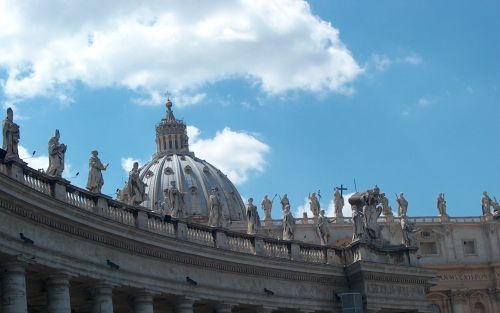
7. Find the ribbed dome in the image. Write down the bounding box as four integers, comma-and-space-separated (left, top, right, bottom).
140, 153, 246, 221
120, 99, 246, 223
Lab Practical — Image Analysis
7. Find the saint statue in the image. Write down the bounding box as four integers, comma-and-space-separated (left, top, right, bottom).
246, 198, 260, 235
317, 210, 330, 245
396, 192, 408, 217
208, 188, 222, 227
163, 181, 184, 217
282, 205, 295, 240
352, 205, 364, 241
280, 194, 290, 212
481, 191, 492, 216
401, 216, 418, 246
333, 189, 344, 218
380, 193, 392, 216
2, 107, 20, 160
363, 191, 382, 240
309, 192, 320, 217
261, 195, 273, 220
437, 193, 447, 217
46, 129, 67, 177
126, 162, 148, 206
86, 150, 108, 193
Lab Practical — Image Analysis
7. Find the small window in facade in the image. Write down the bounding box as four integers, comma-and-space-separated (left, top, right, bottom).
463, 240, 476, 255
420, 242, 438, 255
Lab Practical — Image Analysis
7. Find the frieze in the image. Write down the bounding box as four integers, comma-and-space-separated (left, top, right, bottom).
0, 197, 342, 285
437, 271, 493, 281
366, 282, 425, 297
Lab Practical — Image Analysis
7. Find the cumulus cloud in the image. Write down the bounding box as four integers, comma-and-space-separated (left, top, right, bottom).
372, 53, 422, 72
0, 0, 361, 103
120, 157, 139, 174
187, 125, 269, 185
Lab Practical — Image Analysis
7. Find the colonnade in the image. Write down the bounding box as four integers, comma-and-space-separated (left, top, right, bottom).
0, 260, 280, 313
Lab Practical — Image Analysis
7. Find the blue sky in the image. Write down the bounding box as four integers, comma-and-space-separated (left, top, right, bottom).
0, 0, 498, 218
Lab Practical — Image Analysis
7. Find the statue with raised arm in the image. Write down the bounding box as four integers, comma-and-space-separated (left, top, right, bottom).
208, 188, 222, 227
46, 129, 67, 177
282, 205, 295, 240
261, 195, 273, 220
317, 209, 330, 245
280, 194, 290, 211
86, 150, 108, 193
246, 198, 261, 235
396, 192, 408, 217
437, 193, 447, 217
126, 162, 149, 206
481, 191, 492, 216
333, 189, 344, 218
2, 108, 20, 160
309, 192, 320, 218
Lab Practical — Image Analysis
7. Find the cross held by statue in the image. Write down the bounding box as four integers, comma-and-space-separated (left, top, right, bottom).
335, 184, 348, 197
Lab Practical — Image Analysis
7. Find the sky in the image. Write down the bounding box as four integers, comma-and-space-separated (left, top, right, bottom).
0, 0, 499, 219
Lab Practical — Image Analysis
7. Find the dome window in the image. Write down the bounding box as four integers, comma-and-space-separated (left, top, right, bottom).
166, 156, 172, 161
164, 167, 174, 175
145, 170, 154, 179
184, 165, 192, 173
180, 155, 186, 161
203, 166, 210, 173
189, 186, 197, 194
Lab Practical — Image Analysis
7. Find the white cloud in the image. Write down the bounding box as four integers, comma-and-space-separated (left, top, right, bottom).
121, 157, 140, 174
325, 192, 354, 218
372, 53, 422, 72
0, 0, 361, 103
187, 125, 269, 185
417, 96, 436, 108
19, 145, 48, 171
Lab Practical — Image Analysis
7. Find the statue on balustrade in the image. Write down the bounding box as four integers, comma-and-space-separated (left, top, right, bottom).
2, 107, 20, 160
352, 205, 364, 241
309, 192, 321, 218
86, 150, 108, 193
165, 181, 184, 218
125, 162, 149, 206
396, 192, 408, 217
481, 191, 492, 216
46, 129, 67, 177
317, 210, 330, 245
246, 198, 261, 235
492, 197, 500, 219
380, 193, 392, 216
282, 205, 295, 240
437, 193, 447, 217
349, 186, 385, 242
261, 195, 273, 221
401, 216, 418, 246
333, 189, 344, 218
280, 194, 290, 212
208, 188, 222, 227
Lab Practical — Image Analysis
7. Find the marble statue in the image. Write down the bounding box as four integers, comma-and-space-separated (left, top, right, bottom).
208, 188, 222, 227
380, 193, 392, 216
280, 194, 290, 211
481, 192, 492, 216
352, 205, 364, 240
363, 190, 382, 240
317, 210, 330, 245
309, 192, 321, 218
126, 162, 148, 206
302, 212, 308, 224
46, 129, 67, 177
86, 150, 108, 193
492, 197, 500, 219
437, 193, 447, 216
333, 189, 344, 218
261, 195, 272, 220
401, 216, 418, 246
396, 192, 408, 217
2, 107, 20, 160
246, 198, 260, 235
282, 205, 295, 240
164, 181, 184, 217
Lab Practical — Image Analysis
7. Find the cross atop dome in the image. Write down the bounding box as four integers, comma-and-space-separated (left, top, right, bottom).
154, 98, 192, 156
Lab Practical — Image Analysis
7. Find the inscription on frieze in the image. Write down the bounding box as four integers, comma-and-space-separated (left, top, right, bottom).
366, 283, 425, 297
437, 271, 492, 281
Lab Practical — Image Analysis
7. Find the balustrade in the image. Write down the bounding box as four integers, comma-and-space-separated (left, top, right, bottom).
227, 234, 254, 254
23, 171, 51, 195
147, 215, 175, 236
263, 240, 289, 259
65, 190, 95, 211
187, 225, 215, 247
300, 246, 326, 264
108, 205, 135, 226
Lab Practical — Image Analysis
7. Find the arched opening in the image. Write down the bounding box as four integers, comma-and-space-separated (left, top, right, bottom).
473, 302, 487, 313
429, 304, 441, 313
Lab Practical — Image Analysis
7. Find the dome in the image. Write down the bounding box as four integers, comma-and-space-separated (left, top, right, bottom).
121, 99, 246, 222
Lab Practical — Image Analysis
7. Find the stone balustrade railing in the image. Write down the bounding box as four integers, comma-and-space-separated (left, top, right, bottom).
0, 159, 489, 266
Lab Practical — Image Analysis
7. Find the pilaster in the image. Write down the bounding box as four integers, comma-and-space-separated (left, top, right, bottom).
1, 261, 27, 313
175, 298, 195, 313
46, 273, 71, 313
449, 290, 468, 313
133, 292, 154, 313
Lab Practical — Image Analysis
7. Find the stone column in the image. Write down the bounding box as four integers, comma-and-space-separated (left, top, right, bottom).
175, 298, 195, 313
91, 284, 114, 313
133, 292, 154, 313
1, 261, 27, 313
216, 303, 236, 313
449, 290, 468, 313
46, 274, 71, 313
